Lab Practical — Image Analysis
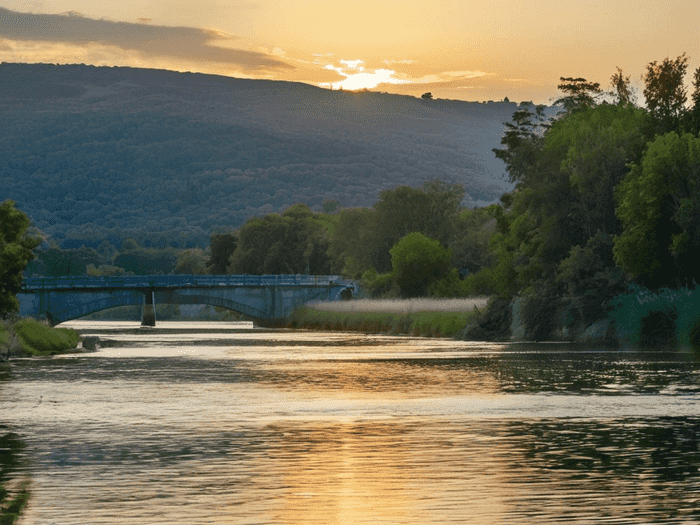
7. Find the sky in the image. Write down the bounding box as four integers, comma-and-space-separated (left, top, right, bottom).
0, 0, 698, 104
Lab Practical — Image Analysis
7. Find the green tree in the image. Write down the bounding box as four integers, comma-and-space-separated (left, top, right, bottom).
228, 204, 331, 275
327, 207, 379, 277
0, 200, 42, 317
86, 264, 127, 276
174, 248, 208, 274
206, 232, 237, 274
554, 77, 602, 114
390, 232, 452, 297
614, 131, 700, 288
372, 180, 464, 272
112, 244, 178, 275
686, 66, 700, 135
31, 245, 103, 277
643, 53, 689, 133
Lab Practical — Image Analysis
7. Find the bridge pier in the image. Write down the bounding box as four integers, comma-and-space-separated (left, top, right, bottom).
141, 289, 156, 327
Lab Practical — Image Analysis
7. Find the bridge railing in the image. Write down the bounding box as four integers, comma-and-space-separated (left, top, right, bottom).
21, 274, 355, 291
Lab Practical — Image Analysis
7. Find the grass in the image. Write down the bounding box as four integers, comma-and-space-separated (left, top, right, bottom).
1, 319, 79, 357
290, 298, 486, 337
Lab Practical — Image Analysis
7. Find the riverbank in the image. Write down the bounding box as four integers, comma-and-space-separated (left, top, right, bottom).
0, 319, 80, 359
289, 298, 488, 337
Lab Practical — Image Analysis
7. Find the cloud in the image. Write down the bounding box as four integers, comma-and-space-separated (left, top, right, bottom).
383, 59, 416, 65
407, 70, 490, 84
0, 7, 291, 70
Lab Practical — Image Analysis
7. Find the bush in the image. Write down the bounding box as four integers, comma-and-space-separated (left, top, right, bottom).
390, 232, 451, 297
466, 296, 512, 340
13, 319, 79, 356
360, 268, 398, 298
639, 304, 678, 348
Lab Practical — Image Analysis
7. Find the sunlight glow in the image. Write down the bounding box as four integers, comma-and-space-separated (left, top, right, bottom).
320, 59, 410, 91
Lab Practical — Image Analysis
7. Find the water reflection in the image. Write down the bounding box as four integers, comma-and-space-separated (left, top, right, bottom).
3, 322, 700, 523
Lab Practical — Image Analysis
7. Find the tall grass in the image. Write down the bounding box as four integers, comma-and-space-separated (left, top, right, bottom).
11, 319, 80, 356
291, 299, 486, 337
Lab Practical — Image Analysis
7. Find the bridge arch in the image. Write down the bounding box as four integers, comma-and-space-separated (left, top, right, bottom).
18, 275, 359, 326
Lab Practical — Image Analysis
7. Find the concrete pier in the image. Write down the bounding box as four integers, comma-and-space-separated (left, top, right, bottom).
141, 290, 156, 327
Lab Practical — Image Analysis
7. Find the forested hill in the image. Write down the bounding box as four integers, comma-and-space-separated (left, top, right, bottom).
1, 63, 528, 246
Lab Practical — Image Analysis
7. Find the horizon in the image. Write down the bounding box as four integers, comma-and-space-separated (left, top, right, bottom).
1, 1, 699, 105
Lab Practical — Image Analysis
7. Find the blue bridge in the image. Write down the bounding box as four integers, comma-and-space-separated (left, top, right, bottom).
18, 274, 358, 327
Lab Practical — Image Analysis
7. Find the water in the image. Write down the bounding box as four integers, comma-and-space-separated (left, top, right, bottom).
2, 321, 700, 524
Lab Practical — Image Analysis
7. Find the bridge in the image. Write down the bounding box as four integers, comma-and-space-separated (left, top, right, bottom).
18, 274, 358, 327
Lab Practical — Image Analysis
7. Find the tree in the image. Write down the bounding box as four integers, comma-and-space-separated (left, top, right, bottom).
372, 180, 464, 272
643, 53, 689, 133
609, 67, 634, 106
0, 200, 42, 317
174, 248, 208, 274
554, 77, 602, 114
322, 199, 340, 214
614, 131, 700, 288
228, 204, 331, 275
687, 67, 700, 135
206, 232, 237, 274
390, 232, 452, 297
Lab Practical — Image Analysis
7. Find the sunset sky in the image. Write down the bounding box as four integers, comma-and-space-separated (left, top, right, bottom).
1, 0, 698, 104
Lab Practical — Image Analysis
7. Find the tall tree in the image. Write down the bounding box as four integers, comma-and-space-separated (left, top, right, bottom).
609, 67, 634, 106
614, 131, 700, 288
643, 53, 689, 133
206, 232, 237, 274
554, 77, 602, 114
687, 67, 700, 135
0, 200, 42, 317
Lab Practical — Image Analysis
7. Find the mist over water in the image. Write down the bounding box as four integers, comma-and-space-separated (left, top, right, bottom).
2, 321, 700, 524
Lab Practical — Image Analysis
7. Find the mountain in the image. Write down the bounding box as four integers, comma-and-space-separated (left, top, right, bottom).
1, 63, 529, 246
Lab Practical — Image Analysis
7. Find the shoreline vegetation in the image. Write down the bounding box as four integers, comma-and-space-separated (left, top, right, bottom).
290, 287, 700, 349
0, 319, 80, 360
289, 297, 487, 338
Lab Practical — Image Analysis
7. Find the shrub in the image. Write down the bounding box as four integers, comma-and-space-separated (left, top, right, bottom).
13, 319, 79, 356
390, 232, 452, 297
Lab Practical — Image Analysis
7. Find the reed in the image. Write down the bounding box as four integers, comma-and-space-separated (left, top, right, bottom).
290, 299, 485, 337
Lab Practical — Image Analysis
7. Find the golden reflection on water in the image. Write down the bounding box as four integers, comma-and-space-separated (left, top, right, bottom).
267, 421, 510, 524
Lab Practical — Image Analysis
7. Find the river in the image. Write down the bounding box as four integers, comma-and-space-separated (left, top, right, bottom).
2, 321, 700, 524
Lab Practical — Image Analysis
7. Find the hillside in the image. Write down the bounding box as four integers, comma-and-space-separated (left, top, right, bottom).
0, 63, 530, 246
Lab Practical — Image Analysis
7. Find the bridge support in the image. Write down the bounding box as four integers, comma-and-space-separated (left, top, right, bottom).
141, 289, 156, 327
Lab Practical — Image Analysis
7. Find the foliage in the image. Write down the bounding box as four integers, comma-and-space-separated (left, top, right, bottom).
289, 306, 480, 338
86, 264, 127, 276
609, 67, 635, 106
26, 245, 102, 277
112, 245, 178, 275
359, 268, 397, 298
450, 207, 497, 274
643, 54, 689, 133
371, 180, 464, 272
206, 232, 237, 274
13, 319, 79, 356
0, 201, 41, 318
614, 132, 700, 288
390, 233, 452, 298
463, 296, 512, 341
174, 248, 208, 275
556, 232, 628, 326
554, 77, 602, 113
228, 203, 331, 275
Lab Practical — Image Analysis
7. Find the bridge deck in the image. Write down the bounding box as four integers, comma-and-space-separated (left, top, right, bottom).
21, 274, 352, 291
